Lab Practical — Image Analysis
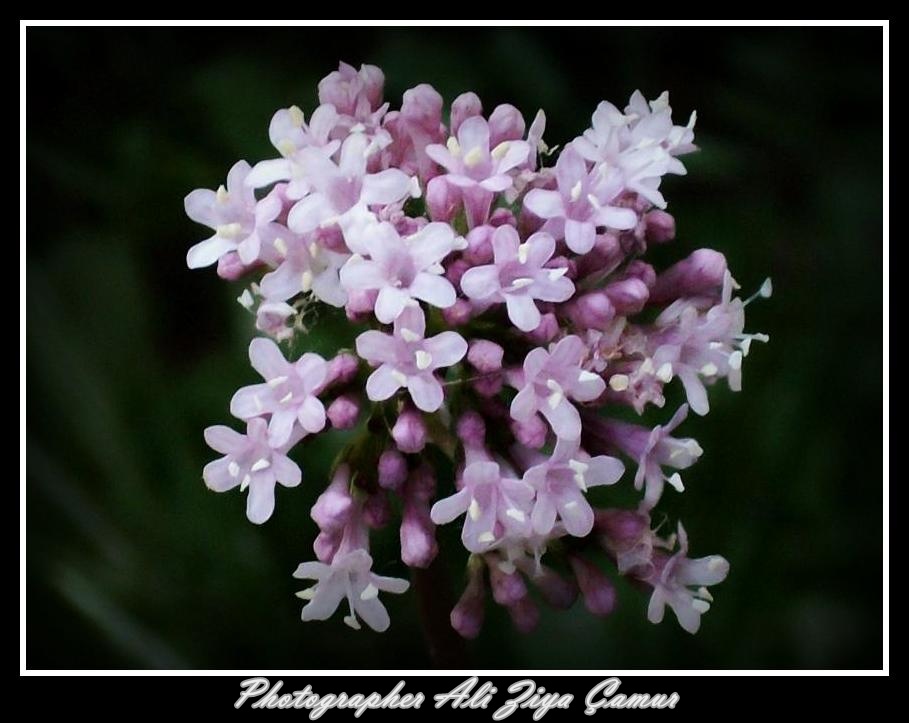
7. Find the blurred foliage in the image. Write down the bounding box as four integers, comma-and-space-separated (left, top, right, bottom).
25, 27, 883, 669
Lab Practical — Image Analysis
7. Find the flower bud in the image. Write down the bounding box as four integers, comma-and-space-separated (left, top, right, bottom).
217, 251, 248, 280
450, 92, 482, 135
456, 411, 486, 449
489, 561, 527, 606
488, 103, 526, 146
450, 560, 486, 639
392, 406, 427, 454
378, 449, 408, 491
311, 466, 353, 534
569, 555, 617, 617
604, 277, 650, 315
510, 414, 548, 449
426, 176, 460, 223
507, 596, 540, 634
467, 340, 504, 373
524, 312, 559, 343
643, 209, 676, 244
326, 394, 360, 430
325, 352, 359, 388
566, 292, 615, 330
650, 249, 728, 304
441, 298, 473, 326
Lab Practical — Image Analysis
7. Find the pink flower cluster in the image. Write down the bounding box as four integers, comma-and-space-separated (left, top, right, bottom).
188, 62, 769, 636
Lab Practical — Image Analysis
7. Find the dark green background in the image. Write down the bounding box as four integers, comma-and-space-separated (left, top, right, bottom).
26, 27, 883, 669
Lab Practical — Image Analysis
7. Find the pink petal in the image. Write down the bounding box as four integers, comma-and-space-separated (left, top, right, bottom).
457, 116, 490, 156
267, 408, 297, 447
184, 189, 217, 226
288, 194, 330, 234
339, 257, 385, 292
366, 364, 405, 401
249, 337, 289, 380
186, 235, 235, 269
272, 453, 302, 488
203, 425, 246, 455
246, 477, 277, 524
355, 330, 397, 364
430, 488, 470, 524
558, 492, 594, 536
298, 396, 327, 433
479, 174, 512, 193
260, 261, 304, 301
374, 286, 411, 324
230, 383, 273, 419
361, 169, 412, 205
409, 222, 455, 269
523, 189, 564, 220
246, 159, 291, 189
423, 331, 468, 368
510, 385, 539, 422
505, 294, 542, 332
460, 265, 500, 300
203, 457, 239, 492
564, 218, 596, 253
541, 398, 581, 441
410, 273, 456, 309
407, 373, 444, 412
531, 495, 557, 535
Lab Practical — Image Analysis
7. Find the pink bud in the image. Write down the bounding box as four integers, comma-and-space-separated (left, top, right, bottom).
488, 208, 517, 227
471, 375, 503, 398
325, 352, 359, 388
441, 299, 473, 327
649, 249, 728, 304
363, 490, 392, 529
392, 406, 427, 454
467, 340, 504, 373
594, 508, 650, 548
346, 289, 378, 323
445, 258, 470, 287
456, 411, 486, 449
463, 225, 494, 265
489, 563, 528, 606
450, 92, 482, 135
643, 209, 676, 244
400, 501, 438, 568
569, 555, 617, 617
401, 83, 443, 133
313, 530, 341, 563
566, 292, 615, 330
217, 251, 248, 280
604, 277, 650, 315
326, 394, 360, 430
624, 260, 657, 288
378, 449, 408, 491
255, 301, 294, 338
531, 566, 578, 610
510, 414, 548, 449
524, 312, 559, 343
488, 103, 526, 146
507, 596, 540, 634
311, 467, 353, 534
451, 562, 486, 639
426, 176, 460, 223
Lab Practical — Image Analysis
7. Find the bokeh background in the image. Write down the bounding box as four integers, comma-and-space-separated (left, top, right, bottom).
25, 26, 884, 669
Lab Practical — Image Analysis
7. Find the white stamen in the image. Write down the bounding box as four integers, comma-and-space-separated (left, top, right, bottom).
547, 391, 564, 410
415, 350, 432, 370
656, 362, 674, 383
700, 362, 719, 377
759, 277, 773, 298
506, 508, 526, 522
273, 237, 288, 256
517, 243, 530, 264
267, 375, 288, 388
697, 586, 714, 602
497, 560, 516, 575
237, 289, 254, 309
546, 379, 563, 393
277, 139, 296, 157
309, 242, 321, 259
453, 235, 469, 251
692, 599, 711, 614
510, 277, 534, 289
640, 357, 655, 374
491, 141, 511, 160
740, 338, 752, 356
251, 458, 271, 472
586, 193, 602, 209
463, 147, 484, 167
578, 369, 599, 383
216, 185, 229, 204
399, 328, 419, 343
478, 532, 496, 544
609, 374, 629, 392
216, 222, 243, 239
240, 474, 252, 491
574, 474, 587, 491
391, 370, 408, 386
667, 472, 685, 492
280, 391, 293, 404
343, 614, 362, 630
409, 175, 422, 198
360, 583, 379, 601
446, 137, 461, 156
350, 123, 367, 134
709, 341, 724, 350
428, 263, 445, 275
728, 350, 743, 370
569, 180, 583, 202
300, 271, 313, 292
319, 215, 341, 229
548, 267, 568, 281
568, 459, 589, 475
295, 588, 315, 600
288, 105, 305, 127
468, 499, 481, 521
228, 461, 240, 477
